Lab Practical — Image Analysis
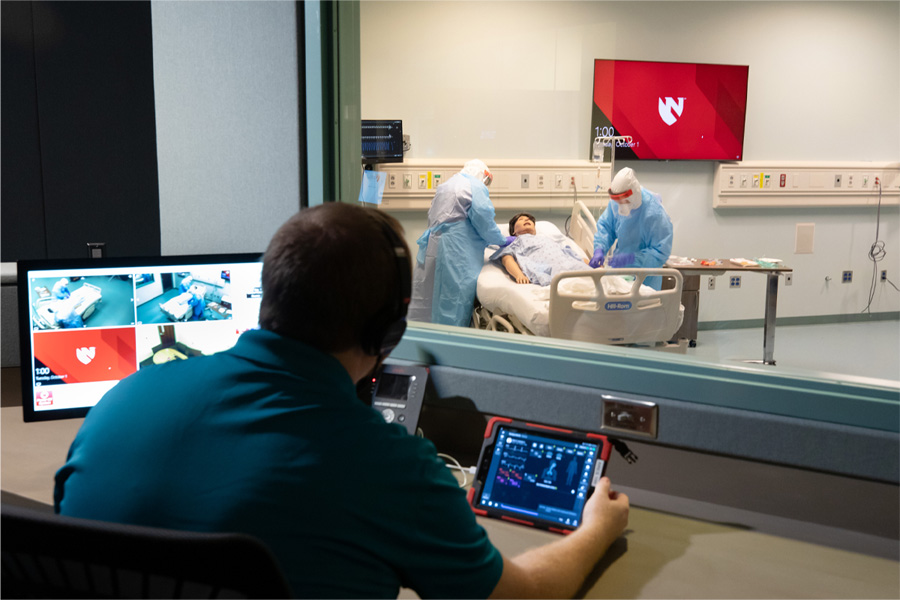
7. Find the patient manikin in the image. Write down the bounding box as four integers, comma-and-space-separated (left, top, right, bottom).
409, 159, 508, 326
490, 213, 592, 287
589, 167, 673, 290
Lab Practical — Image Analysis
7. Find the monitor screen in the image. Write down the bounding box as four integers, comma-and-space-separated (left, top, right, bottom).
361, 119, 404, 164
591, 59, 749, 161
17, 253, 263, 422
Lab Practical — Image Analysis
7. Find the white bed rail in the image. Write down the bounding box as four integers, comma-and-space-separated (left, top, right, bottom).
569, 199, 598, 257
549, 268, 683, 345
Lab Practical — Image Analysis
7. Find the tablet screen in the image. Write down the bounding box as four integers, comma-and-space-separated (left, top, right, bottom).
473, 423, 605, 530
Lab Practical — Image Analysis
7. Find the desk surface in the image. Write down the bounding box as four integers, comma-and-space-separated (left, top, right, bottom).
3, 405, 897, 599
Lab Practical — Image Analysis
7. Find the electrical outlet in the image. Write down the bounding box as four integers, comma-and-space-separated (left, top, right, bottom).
403, 174, 412, 189
537, 174, 545, 189
555, 174, 563, 189
785, 273, 793, 286
707, 276, 715, 290
729, 275, 741, 288
388, 174, 397, 189
842, 270, 852, 283
418, 174, 427, 189
521, 174, 530, 189
601, 397, 658, 438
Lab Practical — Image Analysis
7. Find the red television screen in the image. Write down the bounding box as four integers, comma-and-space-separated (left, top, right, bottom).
591, 59, 749, 161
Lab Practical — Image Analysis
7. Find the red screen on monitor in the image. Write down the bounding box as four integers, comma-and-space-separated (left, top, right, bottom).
591, 59, 749, 161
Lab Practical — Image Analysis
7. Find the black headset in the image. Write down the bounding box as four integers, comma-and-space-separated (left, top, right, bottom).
360, 216, 411, 356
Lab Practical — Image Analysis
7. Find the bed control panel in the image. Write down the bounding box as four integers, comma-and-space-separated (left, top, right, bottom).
358, 363, 428, 435
600, 396, 658, 438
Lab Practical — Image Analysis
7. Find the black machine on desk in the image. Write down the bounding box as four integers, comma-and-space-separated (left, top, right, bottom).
357, 363, 428, 435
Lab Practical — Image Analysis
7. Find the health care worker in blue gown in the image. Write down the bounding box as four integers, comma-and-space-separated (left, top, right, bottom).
409, 159, 508, 327
590, 167, 673, 290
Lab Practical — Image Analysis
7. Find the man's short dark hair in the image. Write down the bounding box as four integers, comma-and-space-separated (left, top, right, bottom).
259, 203, 409, 353
508, 212, 536, 236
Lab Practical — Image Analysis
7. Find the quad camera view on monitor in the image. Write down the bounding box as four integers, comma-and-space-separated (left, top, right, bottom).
18, 254, 263, 421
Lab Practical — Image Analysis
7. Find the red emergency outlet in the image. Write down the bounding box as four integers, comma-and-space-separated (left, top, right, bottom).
779, 174, 786, 187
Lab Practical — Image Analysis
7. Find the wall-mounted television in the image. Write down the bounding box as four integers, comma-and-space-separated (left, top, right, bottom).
17, 253, 263, 422
591, 59, 749, 161
361, 119, 404, 164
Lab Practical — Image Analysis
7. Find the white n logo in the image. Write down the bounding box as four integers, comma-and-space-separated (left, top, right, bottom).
658, 97, 686, 126
76, 347, 96, 365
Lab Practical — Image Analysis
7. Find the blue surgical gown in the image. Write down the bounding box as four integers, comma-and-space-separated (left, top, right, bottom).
594, 188, 673, 290
409, 173, 507, 327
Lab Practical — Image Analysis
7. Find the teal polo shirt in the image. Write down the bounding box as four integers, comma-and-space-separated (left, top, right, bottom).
55, 329, 503, 598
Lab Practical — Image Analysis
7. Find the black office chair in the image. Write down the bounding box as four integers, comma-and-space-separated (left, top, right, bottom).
1, 503, 293, 599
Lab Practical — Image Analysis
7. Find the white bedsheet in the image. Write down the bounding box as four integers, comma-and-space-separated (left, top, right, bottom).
476, 221, 660, 337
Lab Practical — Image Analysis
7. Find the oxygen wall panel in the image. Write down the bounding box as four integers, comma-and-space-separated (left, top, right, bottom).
373, 159, 611, 210
714, 162, 900, 208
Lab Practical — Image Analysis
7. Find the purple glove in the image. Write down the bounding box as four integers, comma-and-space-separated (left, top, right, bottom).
589, 247, 606, 268
608, 252, 635, 268
501, 236, 516, 247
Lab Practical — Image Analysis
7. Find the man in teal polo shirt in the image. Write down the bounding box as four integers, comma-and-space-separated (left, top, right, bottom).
54, 203, 629, 598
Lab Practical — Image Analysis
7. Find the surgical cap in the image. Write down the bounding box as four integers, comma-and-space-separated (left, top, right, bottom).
461, 159, 493, 187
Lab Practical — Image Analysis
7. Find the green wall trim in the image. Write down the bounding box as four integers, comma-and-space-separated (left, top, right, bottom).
700, 311, 900, 331
392, 323, 900, 433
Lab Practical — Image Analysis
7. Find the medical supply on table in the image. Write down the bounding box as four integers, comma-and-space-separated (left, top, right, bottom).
700, 259, 723, 266
731, 258, 759, 267
666, 255, 696, 267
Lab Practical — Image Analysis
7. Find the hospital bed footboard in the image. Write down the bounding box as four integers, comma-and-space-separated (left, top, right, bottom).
549, 268, 683, 345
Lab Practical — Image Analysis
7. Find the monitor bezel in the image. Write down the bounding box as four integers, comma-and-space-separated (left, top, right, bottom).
17, 252, 263, 423
361, 119, 404, 165
591, 58, 750, 161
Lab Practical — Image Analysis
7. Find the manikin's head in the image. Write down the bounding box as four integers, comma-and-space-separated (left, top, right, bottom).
608, 167, 643, 217
461, 159, 493, 187
508, 212, 537, 236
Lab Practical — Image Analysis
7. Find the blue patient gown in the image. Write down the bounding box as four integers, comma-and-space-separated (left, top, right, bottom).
594, 188, 673, 290
490, 235, 591, 287
409, 173, 507, 327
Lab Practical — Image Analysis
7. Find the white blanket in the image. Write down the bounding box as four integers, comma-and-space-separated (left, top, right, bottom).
477, 221, 658, 336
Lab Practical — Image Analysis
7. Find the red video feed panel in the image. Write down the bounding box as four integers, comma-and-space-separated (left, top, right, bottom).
33, 328, 137, 386
591, 59, 749, 160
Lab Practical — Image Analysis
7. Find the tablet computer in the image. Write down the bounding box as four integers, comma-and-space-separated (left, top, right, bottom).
467, 417, 612, 534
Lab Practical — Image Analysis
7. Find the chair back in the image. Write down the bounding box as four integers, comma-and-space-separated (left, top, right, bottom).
1, 503, 293, 599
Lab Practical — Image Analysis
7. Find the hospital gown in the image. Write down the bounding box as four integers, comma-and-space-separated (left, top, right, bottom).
409, 172, 507, 326
489, 234, 591, 287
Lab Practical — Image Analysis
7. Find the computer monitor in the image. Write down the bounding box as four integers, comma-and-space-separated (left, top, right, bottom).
17, 253, 264, 422
361, 119, 404, 164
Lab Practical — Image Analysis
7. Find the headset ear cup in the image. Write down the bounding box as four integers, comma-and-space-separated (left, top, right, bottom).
362, 217, 411, 356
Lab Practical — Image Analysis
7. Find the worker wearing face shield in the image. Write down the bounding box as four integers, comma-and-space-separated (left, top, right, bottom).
589, 167, 673, 290
409, 159, 508, 327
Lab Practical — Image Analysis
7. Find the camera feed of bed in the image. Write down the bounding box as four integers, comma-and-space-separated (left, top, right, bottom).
474, 424, 604, 530
19, 254, 263, 421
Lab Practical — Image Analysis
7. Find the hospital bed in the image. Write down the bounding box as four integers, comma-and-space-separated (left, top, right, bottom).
159, 284, 207, 322
474, 202, 683, 345
32, 282, 103, 330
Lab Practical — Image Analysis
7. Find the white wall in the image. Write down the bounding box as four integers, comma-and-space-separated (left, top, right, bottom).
361, 1, 900, 322
151, 1, 301, 256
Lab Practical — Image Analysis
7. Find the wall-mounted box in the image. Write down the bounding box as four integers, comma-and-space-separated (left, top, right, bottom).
373, 159, 611, 210
714, 162, 899, 208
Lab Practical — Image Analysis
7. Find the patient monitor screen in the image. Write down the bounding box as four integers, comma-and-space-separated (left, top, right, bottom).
18, 254, 263, 422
